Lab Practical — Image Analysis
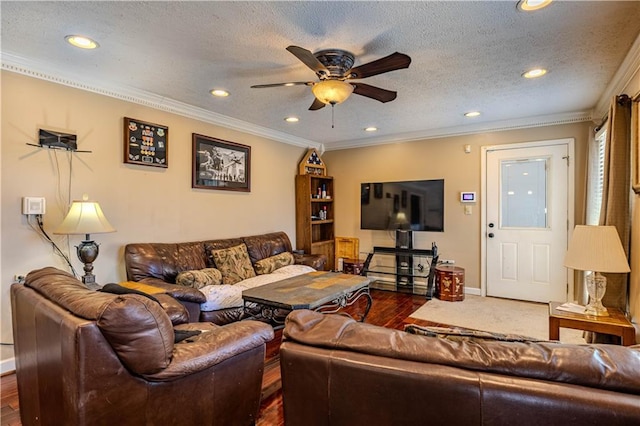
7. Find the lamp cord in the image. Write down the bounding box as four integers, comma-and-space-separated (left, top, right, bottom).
34, 214, 77, 277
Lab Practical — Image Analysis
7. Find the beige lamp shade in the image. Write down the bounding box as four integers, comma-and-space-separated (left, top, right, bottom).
54, 199, 116, 235
312, 80, 354, 105
563, 225, 630, 273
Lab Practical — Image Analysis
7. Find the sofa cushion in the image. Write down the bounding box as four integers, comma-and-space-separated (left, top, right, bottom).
210, 244, 256, 285
97, 294, 174, 376
254, 252, 295, 275
175, 268, 223, 289
404, 324, 546, 343
242, 231, 293, 264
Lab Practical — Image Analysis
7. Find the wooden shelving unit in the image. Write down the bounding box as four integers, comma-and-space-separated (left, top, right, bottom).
295, 174, 335, 270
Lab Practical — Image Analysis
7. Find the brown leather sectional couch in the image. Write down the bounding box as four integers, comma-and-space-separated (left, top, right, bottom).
124, 231, 326, 323
280, 310, 640, 426
11, 267, 274, 426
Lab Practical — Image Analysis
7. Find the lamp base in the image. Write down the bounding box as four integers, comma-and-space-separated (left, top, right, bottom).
584, 301, 609, 316
76, 239, 99, 287
584, 272, 609, 317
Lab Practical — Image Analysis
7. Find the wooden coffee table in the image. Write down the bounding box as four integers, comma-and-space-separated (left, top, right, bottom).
242, 271, 372, 325
548, 302, 636, 346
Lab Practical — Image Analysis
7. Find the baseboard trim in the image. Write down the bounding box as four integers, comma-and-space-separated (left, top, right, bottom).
465, 287, 481, 296
1, 357, 16, 375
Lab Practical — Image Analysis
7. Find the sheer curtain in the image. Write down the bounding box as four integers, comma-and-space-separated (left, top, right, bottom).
580, 127, 607, 304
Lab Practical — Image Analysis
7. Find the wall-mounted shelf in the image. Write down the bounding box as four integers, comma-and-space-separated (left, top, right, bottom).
26, 129, 92, 153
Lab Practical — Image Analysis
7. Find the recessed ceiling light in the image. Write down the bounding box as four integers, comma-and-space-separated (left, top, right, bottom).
284, 116, 299, 123
464, 111, 481, 118
210, 89, 230, 97
65, 35, 99, 49
364, 127, 378, 132
517, 0, 553, 12
522, 68, 547, 79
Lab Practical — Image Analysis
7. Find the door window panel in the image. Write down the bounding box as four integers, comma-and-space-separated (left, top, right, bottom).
500, 158, 548, 228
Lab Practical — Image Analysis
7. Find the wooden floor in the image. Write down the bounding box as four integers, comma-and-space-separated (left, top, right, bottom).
1, 289, 430, 426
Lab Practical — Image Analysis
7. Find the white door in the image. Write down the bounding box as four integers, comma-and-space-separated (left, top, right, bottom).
484, 141, 572, 303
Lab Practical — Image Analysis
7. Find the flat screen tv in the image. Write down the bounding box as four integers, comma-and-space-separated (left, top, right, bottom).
361, 179, 444, 232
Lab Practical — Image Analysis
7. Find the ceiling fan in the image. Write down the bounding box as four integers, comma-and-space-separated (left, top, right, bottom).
251, 45, 411, 111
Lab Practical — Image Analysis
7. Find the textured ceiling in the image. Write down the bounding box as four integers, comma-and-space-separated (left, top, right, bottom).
2, 1, 640, 150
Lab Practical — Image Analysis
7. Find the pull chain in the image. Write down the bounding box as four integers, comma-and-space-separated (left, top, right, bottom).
331, 104, 335, 128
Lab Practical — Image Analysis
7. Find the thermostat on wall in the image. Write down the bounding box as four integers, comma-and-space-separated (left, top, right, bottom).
460, 192, 476, 203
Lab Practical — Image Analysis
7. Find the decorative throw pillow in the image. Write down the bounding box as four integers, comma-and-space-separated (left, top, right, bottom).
254, 252, 295, 275
210, 244, 256, 285
404, 324, 545, 343
175, 268, 223, 289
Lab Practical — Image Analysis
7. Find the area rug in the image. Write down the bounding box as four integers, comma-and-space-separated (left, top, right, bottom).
410, 295, 586, 344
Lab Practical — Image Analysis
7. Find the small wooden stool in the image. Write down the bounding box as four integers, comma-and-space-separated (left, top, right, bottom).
435, 265, 465, 301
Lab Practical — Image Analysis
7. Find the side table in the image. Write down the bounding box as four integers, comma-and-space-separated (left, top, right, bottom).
548, 302, 636, 346
434, 265, 465, 301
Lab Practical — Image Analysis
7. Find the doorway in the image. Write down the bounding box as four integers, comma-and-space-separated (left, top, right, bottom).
481, 139, 575, 303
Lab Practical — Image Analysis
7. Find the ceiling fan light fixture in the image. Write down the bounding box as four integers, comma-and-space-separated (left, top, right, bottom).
311, 80, 354, 105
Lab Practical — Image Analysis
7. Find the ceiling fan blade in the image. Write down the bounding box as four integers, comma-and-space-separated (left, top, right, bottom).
348, 52, 411, 79
250, 81, 312, 88
309, 98, 326, 111
351, 83, 397, 103
286, 45, 329, 76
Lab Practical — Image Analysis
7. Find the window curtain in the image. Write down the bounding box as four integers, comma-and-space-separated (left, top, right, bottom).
590, 95, 632, 343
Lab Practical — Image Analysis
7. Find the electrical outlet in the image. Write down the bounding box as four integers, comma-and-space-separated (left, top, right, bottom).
13, 274, 26, 284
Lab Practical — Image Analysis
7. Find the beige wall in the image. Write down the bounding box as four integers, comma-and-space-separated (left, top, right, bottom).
323, 122, 592, 294
1, 71, 307, 344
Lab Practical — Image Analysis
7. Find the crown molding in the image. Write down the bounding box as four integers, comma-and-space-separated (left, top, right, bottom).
325, 111, 593, 151
1, 52, 321, 150
592, 32, 640, 121
1, 51, 608, 153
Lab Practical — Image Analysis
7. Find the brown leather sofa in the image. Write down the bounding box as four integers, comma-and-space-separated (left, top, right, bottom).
11, 267, 274, 426
124, 231, 326, 324
280, 310, 640, 426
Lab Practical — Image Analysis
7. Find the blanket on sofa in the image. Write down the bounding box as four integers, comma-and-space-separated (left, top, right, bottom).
199, 264, 315, 311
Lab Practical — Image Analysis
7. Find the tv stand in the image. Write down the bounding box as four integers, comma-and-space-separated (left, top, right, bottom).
362, 242, 439, 299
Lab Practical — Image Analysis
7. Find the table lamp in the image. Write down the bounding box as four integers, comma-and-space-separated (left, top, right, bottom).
54, 195, 116, 285
563, 225, 630, 316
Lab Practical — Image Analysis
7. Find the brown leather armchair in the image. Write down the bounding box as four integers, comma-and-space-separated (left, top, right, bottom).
11, 267, 274, 426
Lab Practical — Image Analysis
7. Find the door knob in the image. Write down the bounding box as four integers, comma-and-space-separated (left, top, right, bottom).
488, 223, 495, 228
488, 233, 495, 238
